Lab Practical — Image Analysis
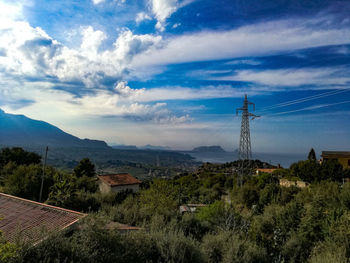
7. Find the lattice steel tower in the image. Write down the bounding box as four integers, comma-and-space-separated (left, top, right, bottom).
236, 94, 259, 160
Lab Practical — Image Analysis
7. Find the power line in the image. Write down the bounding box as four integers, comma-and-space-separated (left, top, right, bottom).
256, 88, 350, 114
265, 99, 350, 117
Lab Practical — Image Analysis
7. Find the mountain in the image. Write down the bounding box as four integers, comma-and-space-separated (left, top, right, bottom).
140, 145, 172, 151
111, 145, 138, 150
0, 109, 108, 148
192, 146, 226, 153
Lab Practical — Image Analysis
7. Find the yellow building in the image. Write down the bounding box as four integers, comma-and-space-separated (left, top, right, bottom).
321, 151, 350, 169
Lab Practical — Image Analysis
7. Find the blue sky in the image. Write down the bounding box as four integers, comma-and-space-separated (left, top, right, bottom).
0, 0, 349, 153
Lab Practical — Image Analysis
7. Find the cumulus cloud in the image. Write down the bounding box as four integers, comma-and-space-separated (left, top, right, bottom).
80, 26, 106, 58
114, 81, 145, 98
135, 12, 152, 24
150, 0, 195, 31
0, 19, 161, 87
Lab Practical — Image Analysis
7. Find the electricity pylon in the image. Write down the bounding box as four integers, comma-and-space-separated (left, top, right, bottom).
236, 94, 259, 186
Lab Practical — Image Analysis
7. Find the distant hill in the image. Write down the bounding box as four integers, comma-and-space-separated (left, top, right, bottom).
0, 109, 108, 148
111, 145, 138, 150
192, 146, 226, 153
0, 109, 197, 175
140, 145, 172, 151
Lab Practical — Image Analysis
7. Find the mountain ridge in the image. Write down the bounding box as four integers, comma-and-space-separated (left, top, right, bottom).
0, 109, 108, 148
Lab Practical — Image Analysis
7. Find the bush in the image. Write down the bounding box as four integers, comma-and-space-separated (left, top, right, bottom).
3, 164, 54, 201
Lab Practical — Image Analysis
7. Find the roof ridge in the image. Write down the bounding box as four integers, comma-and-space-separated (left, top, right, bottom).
0, 192, 87, 217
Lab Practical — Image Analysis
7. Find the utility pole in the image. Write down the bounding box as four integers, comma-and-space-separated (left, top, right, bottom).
39, 146, 48, 202
236, 94, 259, 186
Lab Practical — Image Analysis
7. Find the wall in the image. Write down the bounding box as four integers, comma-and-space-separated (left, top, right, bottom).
111, 184, 140, 193
99, 181, 112, 193
337, 157, 350, 169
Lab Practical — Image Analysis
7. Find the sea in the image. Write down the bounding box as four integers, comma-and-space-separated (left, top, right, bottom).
185, 151, 307, 168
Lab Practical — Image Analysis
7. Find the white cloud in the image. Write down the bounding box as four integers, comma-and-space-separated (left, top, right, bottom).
0, 1, 24, 22
219, 68, 350, 87
80, 26, 106, 58
114, 81, 145, 98
92, 0, 105, 5
132, 16, 350, 66
0, 19, 161, 87
135, 12, 152, 24
225, 59, 261, 65
150, 0, 195, 31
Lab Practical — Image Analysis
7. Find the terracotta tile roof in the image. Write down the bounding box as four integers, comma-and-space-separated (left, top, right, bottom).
256, 168, 278, 174
0, 193, 86, 243
98, 173, 141, 186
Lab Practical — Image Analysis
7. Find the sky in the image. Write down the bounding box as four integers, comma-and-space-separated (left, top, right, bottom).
0, 0, 349, 153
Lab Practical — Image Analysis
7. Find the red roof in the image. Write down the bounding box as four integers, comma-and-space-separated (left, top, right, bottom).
256, 168, 278, 174
0, 193, 86, 243
98, 173, 141, 186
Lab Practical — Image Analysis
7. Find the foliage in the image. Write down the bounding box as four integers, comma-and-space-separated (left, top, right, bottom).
308, 148, 316, 161
0, 229, 17, 263
74, 158, 96, 178
2, 164, 54, 201
140, 179, 180, 217
0, 242, 17, 263
0, 147, 41, 168
5, 148, 350, 262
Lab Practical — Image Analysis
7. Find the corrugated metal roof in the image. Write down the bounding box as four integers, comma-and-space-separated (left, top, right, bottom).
98, 173, 141, 186
0, 193, 86, 243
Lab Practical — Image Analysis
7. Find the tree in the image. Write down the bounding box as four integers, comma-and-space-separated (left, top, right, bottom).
47, 172, 78, 209
140, 179, 180, 217
290, 160, 320, 182
74, 158, 96, 178
3, 164, 54, 201
308, 148, 317, 162
0, 147, 41, 168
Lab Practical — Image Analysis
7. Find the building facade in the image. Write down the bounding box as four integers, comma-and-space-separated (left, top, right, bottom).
98, 173, 141, 193
321, 151, 350, 169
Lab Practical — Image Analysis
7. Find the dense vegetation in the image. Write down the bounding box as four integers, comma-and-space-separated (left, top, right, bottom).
17, 145, 198, 179
1, 147, 350, 262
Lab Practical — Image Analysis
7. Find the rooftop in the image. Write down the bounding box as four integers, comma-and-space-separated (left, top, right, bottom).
321, 151, 350, 157
256, 168, 278, 174
0, 193, 86, 243
98, 173, 141, 187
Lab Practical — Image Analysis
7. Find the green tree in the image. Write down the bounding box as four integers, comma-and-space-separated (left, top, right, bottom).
0, 147, 41, 168
140, 179, 180, 217
308, 148, 317, 162
2, 164, 54, 201
47, 172, 78, 208
290, 160, 320, 182
74, 158, 95, 178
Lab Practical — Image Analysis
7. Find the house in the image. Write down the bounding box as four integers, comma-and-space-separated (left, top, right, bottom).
321, 151, 350, 169
97, 173, 141, 193
0, 192, 86, 244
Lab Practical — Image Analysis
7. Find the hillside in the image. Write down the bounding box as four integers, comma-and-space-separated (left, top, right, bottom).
192, 146, 226, 152
0, 109, 108, 148
0, 109, 197, 175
